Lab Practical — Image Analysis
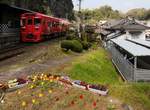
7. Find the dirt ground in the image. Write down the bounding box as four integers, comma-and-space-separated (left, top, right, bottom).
0, 38, 78, 82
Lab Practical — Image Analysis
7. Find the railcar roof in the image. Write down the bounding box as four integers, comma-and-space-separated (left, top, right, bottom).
21, 12, 70, 24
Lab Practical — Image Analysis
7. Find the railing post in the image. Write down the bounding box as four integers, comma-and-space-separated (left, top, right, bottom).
134, 56, 137, 81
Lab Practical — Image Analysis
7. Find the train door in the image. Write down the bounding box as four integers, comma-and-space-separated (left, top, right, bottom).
26, 16, 34, 37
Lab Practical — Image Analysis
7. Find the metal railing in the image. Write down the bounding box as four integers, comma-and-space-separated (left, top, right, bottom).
108, 45, 134, 81
108, 43, 150, 81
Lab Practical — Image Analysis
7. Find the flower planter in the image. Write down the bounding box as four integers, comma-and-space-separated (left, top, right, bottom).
72, 80, 88, 90
59, 76, 73, 86
88, 84, 108, 96
7, 78, 28, 92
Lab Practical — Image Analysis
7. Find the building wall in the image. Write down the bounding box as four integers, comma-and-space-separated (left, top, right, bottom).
126, 31, 145, 40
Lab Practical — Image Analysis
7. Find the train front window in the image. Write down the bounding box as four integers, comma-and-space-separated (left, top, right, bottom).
34, 18, 41, 26
28, 19, 32, 25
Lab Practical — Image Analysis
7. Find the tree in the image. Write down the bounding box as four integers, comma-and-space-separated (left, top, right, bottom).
81, 5, 123, 24
127, 8, 147, 20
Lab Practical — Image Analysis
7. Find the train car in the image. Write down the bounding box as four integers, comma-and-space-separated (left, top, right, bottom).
20, 12, 70, 42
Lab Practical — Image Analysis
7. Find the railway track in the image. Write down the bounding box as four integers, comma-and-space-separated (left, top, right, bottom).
0, 36, 66, 61
0, 44, 25, 61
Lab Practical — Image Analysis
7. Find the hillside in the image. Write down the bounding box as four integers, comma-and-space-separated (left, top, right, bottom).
0, 0, 74, 20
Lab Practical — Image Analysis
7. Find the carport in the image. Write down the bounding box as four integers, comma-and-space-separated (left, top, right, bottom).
108, 39, 150, 81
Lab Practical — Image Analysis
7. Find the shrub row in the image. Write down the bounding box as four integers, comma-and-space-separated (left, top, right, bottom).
61, 40, 83, 53
61, 39, 92, 53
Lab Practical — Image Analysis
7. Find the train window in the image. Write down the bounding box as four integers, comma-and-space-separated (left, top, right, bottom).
21, 19, 26, 27
52, 22, 56, 27
48, 22, 52, 27
56, 22, 59, 26
28, 19, 32, 25
34, 18, 41, 26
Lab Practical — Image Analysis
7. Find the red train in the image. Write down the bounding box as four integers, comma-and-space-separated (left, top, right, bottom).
20, 12, 70, 42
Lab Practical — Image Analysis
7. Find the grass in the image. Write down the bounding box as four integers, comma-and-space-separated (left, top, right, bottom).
65, 47, 150, 110
66, 47, 121, 85
110, 83, 150, 110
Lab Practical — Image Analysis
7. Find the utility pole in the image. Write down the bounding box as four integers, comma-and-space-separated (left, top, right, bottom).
78, 0, 82, 38
79, 0, 81, 12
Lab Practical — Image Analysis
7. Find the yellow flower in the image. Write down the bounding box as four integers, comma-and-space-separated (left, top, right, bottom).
48, 90, 52, 94
44, 75, 47, 78
30, 85, 35, 89
41, 82, 45, 86
43, 78, 47, 81
50, 79, 53, 83
32, 99, 36, 104
21, 101, 26, 107
38, 93, 44, 98
33, 76, 37, 80
40, 76, 43, 80
17, 91, 21, 95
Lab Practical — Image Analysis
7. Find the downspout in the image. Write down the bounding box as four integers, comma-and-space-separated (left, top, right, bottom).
134, 56, 137, 82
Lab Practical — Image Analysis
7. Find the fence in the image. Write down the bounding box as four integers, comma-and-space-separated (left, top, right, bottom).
108, 44, 134, 81
108, 43, 150, 81
0, 24, 20, 49
135, 69, 150, 81
0, 24, 19, 34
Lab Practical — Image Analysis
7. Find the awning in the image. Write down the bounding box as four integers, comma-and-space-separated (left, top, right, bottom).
111, 39, 150, 56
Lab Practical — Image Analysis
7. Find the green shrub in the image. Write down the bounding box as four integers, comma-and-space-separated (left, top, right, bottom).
61, 40, 73, 51
81, 32, 88, 41
71, 40, 83, 53
81, 41, 92, 50
61, 40, 83, 53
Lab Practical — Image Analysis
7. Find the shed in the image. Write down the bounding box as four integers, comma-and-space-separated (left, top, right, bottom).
108, 39, 150, 81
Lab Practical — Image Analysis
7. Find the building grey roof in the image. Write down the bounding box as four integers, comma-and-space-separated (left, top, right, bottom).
127, 39, 150, 48
103, 18, 150, 31
102, 19, 125, 29
106, 31, 125, 41
111, 39, 150, 56
99, 29, 112, 35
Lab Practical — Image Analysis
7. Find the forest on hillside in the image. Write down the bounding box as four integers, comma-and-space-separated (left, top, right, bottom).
0, 0, 74, 20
